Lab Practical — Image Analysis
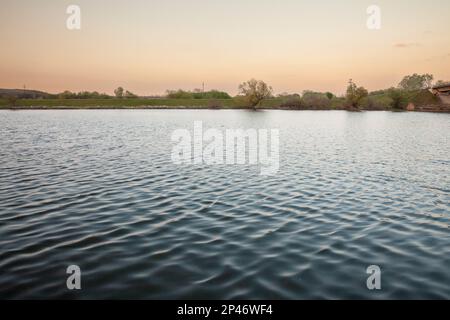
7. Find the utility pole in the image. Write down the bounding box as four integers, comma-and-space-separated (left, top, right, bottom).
202, 82, 205, 93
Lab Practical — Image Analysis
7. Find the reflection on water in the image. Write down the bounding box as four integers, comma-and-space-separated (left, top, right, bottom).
0, 110, 449, 299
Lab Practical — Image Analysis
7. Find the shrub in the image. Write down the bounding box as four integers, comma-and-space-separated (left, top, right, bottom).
388, 88, 407, 110
330, 97, 346, 109
302, 91, 331, 109
193, 90, 231, 99
325, 92, 334, 100
279, 96, 303, 109
6, 95, 18, 107
166, 89, 193, 99
407, 89, 439, 105
360, 96, 393, 110
167, 89, 231, 100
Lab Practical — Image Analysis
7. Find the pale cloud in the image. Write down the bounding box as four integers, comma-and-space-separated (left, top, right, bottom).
394, 42, 421, 48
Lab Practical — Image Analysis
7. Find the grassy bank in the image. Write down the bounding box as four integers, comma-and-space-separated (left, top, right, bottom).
0, 89, 445, 111
0, 98, 231, 108
0, 98, 285, 109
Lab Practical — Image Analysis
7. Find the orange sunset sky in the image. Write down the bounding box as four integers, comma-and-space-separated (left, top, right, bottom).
1, 0, 449, 96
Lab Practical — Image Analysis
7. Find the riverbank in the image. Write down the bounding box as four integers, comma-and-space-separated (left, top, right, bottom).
0, 98, 239, 109
1, 98, 449, 112
0, 98, 286, 109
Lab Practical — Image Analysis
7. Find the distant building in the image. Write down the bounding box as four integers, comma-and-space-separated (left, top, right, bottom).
431, 82, 450, 104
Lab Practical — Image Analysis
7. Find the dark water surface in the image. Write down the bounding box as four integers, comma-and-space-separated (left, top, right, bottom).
0, 110, 449, 299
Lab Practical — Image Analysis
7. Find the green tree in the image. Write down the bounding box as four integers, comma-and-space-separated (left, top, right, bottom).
302, 91, 331, 109
345, 79, 368, 108
114, 87, 124, 98
387, 88, 407, 110
325, 92, 334, 100
238, 79, 273, 109
398, 74, 434, 91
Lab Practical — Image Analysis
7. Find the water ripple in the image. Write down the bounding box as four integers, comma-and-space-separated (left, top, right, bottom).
0, 110, 449, 299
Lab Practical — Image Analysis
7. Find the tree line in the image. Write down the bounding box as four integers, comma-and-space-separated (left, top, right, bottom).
263, 73, 445, 111
2, 73, 446, 110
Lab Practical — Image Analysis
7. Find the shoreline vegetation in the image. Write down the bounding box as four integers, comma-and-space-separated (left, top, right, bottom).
0, 97, 448, 113
1, 74, 449, 112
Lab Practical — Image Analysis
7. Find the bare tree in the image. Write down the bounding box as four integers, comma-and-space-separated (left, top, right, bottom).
238, 79, 273, 109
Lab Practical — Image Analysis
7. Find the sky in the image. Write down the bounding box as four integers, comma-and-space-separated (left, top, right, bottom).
0, 0, 449, 96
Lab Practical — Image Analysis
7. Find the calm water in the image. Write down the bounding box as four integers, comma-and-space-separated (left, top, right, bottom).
0, 110, 449, 299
